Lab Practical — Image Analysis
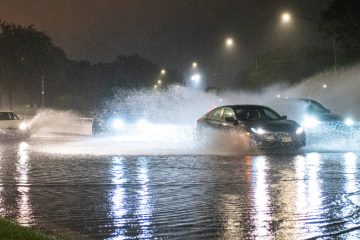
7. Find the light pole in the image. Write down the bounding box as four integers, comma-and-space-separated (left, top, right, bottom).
41, 76, 45, 107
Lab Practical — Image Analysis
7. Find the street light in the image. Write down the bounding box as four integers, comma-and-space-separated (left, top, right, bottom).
158, 79, 162, 84
281, 12, 291, 24
154, 85, 157, 89
192, 62, 197, 68
225, 38, 234, 48
160, 69, 166, 75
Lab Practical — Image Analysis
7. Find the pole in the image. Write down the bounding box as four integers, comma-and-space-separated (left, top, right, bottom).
41, 76, 45, 107
333, 38, 337, 70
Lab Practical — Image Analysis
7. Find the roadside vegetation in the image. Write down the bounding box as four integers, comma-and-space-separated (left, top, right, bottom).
0, 218, 61, 240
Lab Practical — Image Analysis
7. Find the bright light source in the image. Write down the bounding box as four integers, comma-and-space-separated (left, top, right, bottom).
345, 118, 354, 126
160, 69, 166, 75
192, 62, 197, 68
191, 74, 201, 83
251, 127, 266, 135
323, 84, 327, 89
111, 119, 125, 130
154, 85, 157, 89
225, 38, 234, 47
158, 79, 162, 84
277, 94, 281, 98
219, 98, 223, 102
302, 116, 320, 128
176, 85, 180, 88
296, 127, 304, 135
281, 12, 291, 23
19, 122, 28, 130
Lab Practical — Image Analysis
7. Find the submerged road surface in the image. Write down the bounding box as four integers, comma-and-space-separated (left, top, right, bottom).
0, 138, 360, 239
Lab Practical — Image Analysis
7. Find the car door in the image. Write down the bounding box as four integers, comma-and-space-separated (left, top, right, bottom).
220, 107, 236, 131
207, 107, 224, 130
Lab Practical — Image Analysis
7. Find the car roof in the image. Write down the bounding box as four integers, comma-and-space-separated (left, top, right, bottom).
215, 104, 275, 109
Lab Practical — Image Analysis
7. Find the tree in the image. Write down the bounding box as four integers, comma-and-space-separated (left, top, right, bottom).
320, 0, 360, 62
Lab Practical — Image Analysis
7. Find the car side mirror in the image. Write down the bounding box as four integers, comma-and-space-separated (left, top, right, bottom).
225, 117, 238, 124
281, 115, 287, 119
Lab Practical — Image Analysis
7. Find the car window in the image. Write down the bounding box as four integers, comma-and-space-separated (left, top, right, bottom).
222, 108, 235, 121
0, 112, 11, 120
306, 101, 328, 113
262, 108, 281, 120
10, 113, 20, 120
235, 107, 281, 121
210, 108, 223, 121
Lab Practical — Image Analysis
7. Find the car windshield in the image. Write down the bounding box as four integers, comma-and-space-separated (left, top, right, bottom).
234, 107, 282, 121
305, 100, 328, 113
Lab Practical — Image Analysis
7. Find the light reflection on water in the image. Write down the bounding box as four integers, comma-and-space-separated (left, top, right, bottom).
16, 142, 32, 226
0, 140, 359, 239
252, 156, 270, 238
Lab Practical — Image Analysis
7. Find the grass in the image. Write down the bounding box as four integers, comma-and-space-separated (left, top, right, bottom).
0, 218, 61, 240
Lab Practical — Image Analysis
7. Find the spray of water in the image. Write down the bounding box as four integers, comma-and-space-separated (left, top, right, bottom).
31, 64, 360, 155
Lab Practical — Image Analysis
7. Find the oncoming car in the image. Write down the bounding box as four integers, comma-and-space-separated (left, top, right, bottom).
272, 98, 356, 130
0, 112, 30, 138
197, 105, 306, 149
92, 110, 148, 135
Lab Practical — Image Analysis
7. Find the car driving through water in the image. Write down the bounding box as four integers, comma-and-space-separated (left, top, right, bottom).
271, 98, 356, 130
0, 111, 30, 139
197, 105, 306, 149
92, 109, 149, 135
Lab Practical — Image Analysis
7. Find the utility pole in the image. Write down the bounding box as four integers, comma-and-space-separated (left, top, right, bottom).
41, 76, 45, 107
333, 38, 337, 70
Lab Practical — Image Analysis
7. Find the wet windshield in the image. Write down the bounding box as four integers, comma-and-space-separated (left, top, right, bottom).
235, 107, 282, 121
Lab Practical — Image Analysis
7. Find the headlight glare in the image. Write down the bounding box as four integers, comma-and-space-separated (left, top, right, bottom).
296, 127, 304, 135
345, 118, 354, 126
19, 122, 28, 130
111, 119, 125, 130
251, 127, 266, 135
302, 116, 320, 128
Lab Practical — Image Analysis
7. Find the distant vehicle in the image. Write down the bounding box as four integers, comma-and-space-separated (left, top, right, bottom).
197, 105, 306, 149
92, 109, 148, 135
0, 112, 30, 138
272, 98, 355, 129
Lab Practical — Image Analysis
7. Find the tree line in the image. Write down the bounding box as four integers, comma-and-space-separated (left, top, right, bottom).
0, 20, 183, 112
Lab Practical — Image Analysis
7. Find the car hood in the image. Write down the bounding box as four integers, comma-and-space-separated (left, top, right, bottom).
315, 113, 344, 122
248, 120, 299, 132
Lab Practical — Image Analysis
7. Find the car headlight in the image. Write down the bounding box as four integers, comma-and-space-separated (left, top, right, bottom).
251, 127, 266, 135
111, 119, 125, 130
345, 118, 354, 126
19, 122, 28, 131
302, 116, 320, 128
296, 127, 304, 135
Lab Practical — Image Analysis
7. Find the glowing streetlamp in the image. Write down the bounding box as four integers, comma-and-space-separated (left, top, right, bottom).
158, 79, 162, 84
323, 84, 327, 89
160, 69, 166, 75
225, 38, 234, 48
281, 12, 291, 24
154, 85, 157, 89
192, 62, 198, 68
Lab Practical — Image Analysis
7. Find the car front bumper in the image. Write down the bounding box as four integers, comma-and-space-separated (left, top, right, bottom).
250, 132, 306, 149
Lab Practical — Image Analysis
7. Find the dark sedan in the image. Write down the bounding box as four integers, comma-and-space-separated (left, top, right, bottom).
197, 105, 306, 149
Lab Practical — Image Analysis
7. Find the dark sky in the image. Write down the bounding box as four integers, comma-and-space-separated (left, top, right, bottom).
0, 0, 330, 82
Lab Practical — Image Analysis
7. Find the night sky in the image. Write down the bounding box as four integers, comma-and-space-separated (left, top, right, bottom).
0, 0, 330, 81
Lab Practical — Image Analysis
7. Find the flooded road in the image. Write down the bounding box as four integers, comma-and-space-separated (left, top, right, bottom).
0, 138, 360, 239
